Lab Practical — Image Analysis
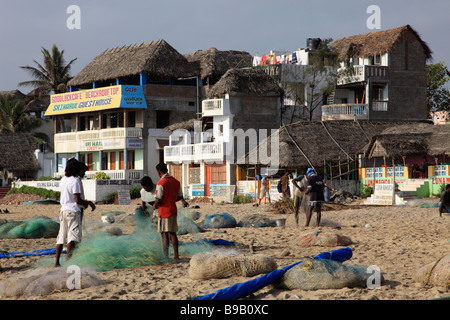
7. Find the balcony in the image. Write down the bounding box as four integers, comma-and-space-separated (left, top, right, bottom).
164, 141, 225, 163
54, 127, 143, 153
338, 65, 388, 85
202, 99, 230, 117
322, 104, 369, 121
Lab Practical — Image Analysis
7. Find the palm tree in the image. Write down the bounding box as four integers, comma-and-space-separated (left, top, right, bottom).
18, 44, 77, 95
0, 94, 39, 133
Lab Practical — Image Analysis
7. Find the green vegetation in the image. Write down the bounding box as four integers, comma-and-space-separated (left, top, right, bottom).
7, 185, 60, 200
233, 194, 253, 204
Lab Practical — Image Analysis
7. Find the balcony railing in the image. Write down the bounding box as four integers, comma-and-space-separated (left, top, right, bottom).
337, 65, 388, 85
54, 127, 143, 153
202, 99, 230, 116
322, 104, 369, 121
164, 141, 225, 163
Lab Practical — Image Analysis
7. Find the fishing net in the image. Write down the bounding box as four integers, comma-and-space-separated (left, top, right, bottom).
0, 267, 104, 298
237, 214, 276, 228
204, 213, 237, 229
188, 249, 278, 280
277, 259, 377, 290
0, 216, 59, 239
297, 230, 353, 247
415, 254, 450, 288
35, 206, 214, 271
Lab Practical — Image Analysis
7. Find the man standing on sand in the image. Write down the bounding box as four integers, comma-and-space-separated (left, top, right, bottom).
292, 174, 308, 226
55, 159, 95, 267
153, 162, 188, 261
281, 171, 291, 199
305, 168, 325, 227
258, 174, 272, 205
439, 184, 450, 217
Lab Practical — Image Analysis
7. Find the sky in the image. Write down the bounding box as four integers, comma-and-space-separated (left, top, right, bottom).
1, 0, 450, 93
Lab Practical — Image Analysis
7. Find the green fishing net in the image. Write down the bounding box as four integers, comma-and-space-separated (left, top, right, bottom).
0, 216, 59, 239
36, 206, 214, 271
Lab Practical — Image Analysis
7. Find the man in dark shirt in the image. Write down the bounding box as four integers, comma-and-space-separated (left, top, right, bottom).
305, 168, 325, 227
439, 184, 450, 217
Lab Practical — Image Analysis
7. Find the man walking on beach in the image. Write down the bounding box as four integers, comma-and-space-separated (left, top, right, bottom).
153, 162, 188, 261
305, 168, 325, 227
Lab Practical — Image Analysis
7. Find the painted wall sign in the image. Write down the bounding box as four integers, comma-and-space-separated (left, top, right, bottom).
45, 85, 147, 116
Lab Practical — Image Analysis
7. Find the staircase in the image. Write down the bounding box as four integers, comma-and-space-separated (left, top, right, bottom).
0, 187, 11, 198
327, 89, 336, 105
396, 179, 427, 203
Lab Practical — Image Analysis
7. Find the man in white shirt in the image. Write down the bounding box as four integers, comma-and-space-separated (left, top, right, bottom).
55, 159, 95, 267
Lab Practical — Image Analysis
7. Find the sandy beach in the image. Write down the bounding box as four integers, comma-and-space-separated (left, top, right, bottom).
0, 194, 448, 301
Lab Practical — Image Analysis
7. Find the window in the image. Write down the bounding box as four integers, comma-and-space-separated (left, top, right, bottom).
102, 152, 108, 171
156, 110, 170, 128
210, 163, 227, 184
218, 124, 224, 136
434, 165, 446, 176
371, 54, 381, 65
110, 113, 118, 128
79, 116, 86, 131
127, 150, 135, 170
387, 167, 404, 177
110, 152, 116, 170
102, 113, 108, 129
127, 111, 136, 127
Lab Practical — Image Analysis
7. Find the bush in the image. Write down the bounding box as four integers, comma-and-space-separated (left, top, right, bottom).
103, 192, 116, 204
129, 186, 141, 199
93, 171, 110, 180
233, 194, 253, 204
7, 186, 60, 200
360, 185, 374, 198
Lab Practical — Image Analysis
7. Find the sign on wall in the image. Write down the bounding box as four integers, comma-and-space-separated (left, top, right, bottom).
45, 85, 147, 116
372, 183, 395, 205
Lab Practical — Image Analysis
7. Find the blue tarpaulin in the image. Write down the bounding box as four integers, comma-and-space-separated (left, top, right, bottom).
0, 248, 66, 259
194, 247, 353, 300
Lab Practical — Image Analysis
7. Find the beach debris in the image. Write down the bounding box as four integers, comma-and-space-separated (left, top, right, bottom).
276, 259, 382, 290
415, 254, 450, 288
297, 230, 353, 247
203, 212, 237, 229
188, 250, 277, 280
0, 267, 104, 298
237, 214, 276, 228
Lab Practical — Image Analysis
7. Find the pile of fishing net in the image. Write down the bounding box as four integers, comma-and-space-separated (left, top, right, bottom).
0, 267, 103, 298
415, 254, 450, 288
0, 216, 59, 239
276, 259, 381, 290
297, 230, 353, 247
404, 199, 440, 208
237, 214, 276, 228
203, 212, 237, 229
35, 207, 214, 271
189, 249, 277, 280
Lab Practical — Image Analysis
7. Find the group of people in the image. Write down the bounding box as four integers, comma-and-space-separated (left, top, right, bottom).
55, 160, 187, 267
55, 158, 450, 266
258, 168, 326, 227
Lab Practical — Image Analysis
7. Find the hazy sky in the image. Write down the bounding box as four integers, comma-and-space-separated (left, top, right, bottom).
1, 0, 450, 93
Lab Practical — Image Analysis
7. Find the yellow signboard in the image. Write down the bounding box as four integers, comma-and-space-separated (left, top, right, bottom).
45, 85, 147, 116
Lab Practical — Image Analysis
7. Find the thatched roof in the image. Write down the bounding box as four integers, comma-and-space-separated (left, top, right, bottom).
184, 48, 253, 81
68, 39, 195, 86
241, 121, 436, 168
331, 25, 432, 60
164, 118, 198, 132
365, 123, 450, 158
206, 68, 284, 99
0, 133, 41, 171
